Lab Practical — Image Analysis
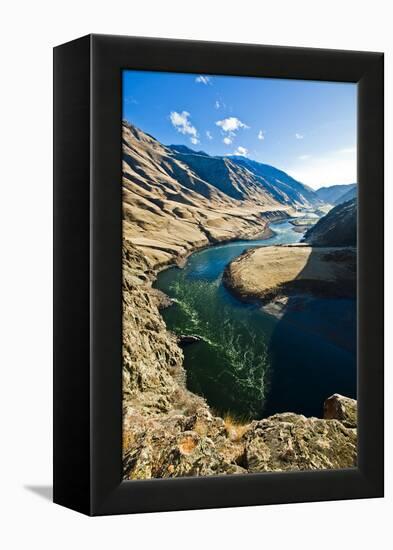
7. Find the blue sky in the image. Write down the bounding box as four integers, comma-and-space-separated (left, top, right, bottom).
123, 70, 357, 189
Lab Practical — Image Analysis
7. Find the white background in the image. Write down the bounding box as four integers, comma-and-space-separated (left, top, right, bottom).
0, 1, 391, 548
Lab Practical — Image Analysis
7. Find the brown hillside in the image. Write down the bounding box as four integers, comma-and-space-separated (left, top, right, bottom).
122, 122, 290, 268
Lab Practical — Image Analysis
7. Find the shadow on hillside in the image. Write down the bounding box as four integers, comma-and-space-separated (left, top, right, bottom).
262, 246, 357, 419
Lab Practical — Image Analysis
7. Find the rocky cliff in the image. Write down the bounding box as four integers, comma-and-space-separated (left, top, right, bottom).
122, 122, 357, 478
122, 240, 357, 478
304, 198, 357, 246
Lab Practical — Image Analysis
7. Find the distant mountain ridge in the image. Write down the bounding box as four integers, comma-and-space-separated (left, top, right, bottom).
229, 156, 320, 208
337, 186, 357, 204
168, 144, 210, 157
122, 121, 342, 267
315, 184, 357, 205
123, 122, 291, 267
167, 146, 322, 207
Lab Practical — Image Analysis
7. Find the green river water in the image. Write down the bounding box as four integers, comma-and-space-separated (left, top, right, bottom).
155, 219, 357, 420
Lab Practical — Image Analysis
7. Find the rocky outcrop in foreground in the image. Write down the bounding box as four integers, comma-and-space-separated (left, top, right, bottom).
124, 406, 357, 478
122, 240, 357, 479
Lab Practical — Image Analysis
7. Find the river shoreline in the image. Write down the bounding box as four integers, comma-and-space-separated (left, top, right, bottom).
150, 211, 287, 285
121, 119, 358, 479
222, 245, 357, 313
155, 221, 357, 418
122, 218, 358, 478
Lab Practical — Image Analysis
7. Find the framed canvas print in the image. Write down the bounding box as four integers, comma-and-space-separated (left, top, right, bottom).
53, 34, 384, 516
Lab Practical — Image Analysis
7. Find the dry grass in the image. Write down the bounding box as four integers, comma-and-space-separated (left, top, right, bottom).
193, 419, 209, 437
226, 245, 356, 303
122, 430, 135, 454
223, 414, 250, 442
179, 436, 197, 455
173, 387, 205, 416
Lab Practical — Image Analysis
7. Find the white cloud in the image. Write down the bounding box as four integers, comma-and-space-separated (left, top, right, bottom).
258, 130, 265, 140
216, 117, 248, 132
295, 133, 304, 139
206, 130, 213, 140
170, 111, 199, 144
124, 96, 138, 105
216, 117, 249, 146
195, 75, 211, 85
214, 99, 227, 110
298, 154, 311, 160
233, 146, 248, 157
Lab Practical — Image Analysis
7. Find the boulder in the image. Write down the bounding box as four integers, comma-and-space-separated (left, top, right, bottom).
177, 334, 202, 346
244, 412, 357, 472
324, 393, 357, 428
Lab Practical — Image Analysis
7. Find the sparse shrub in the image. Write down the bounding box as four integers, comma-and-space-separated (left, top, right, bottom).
173, 387, 205, 416
193, 419, 209, 437
223, 414, 250, 442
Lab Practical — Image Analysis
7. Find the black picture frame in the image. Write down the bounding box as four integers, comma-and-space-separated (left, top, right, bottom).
53, 34, 384, 516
